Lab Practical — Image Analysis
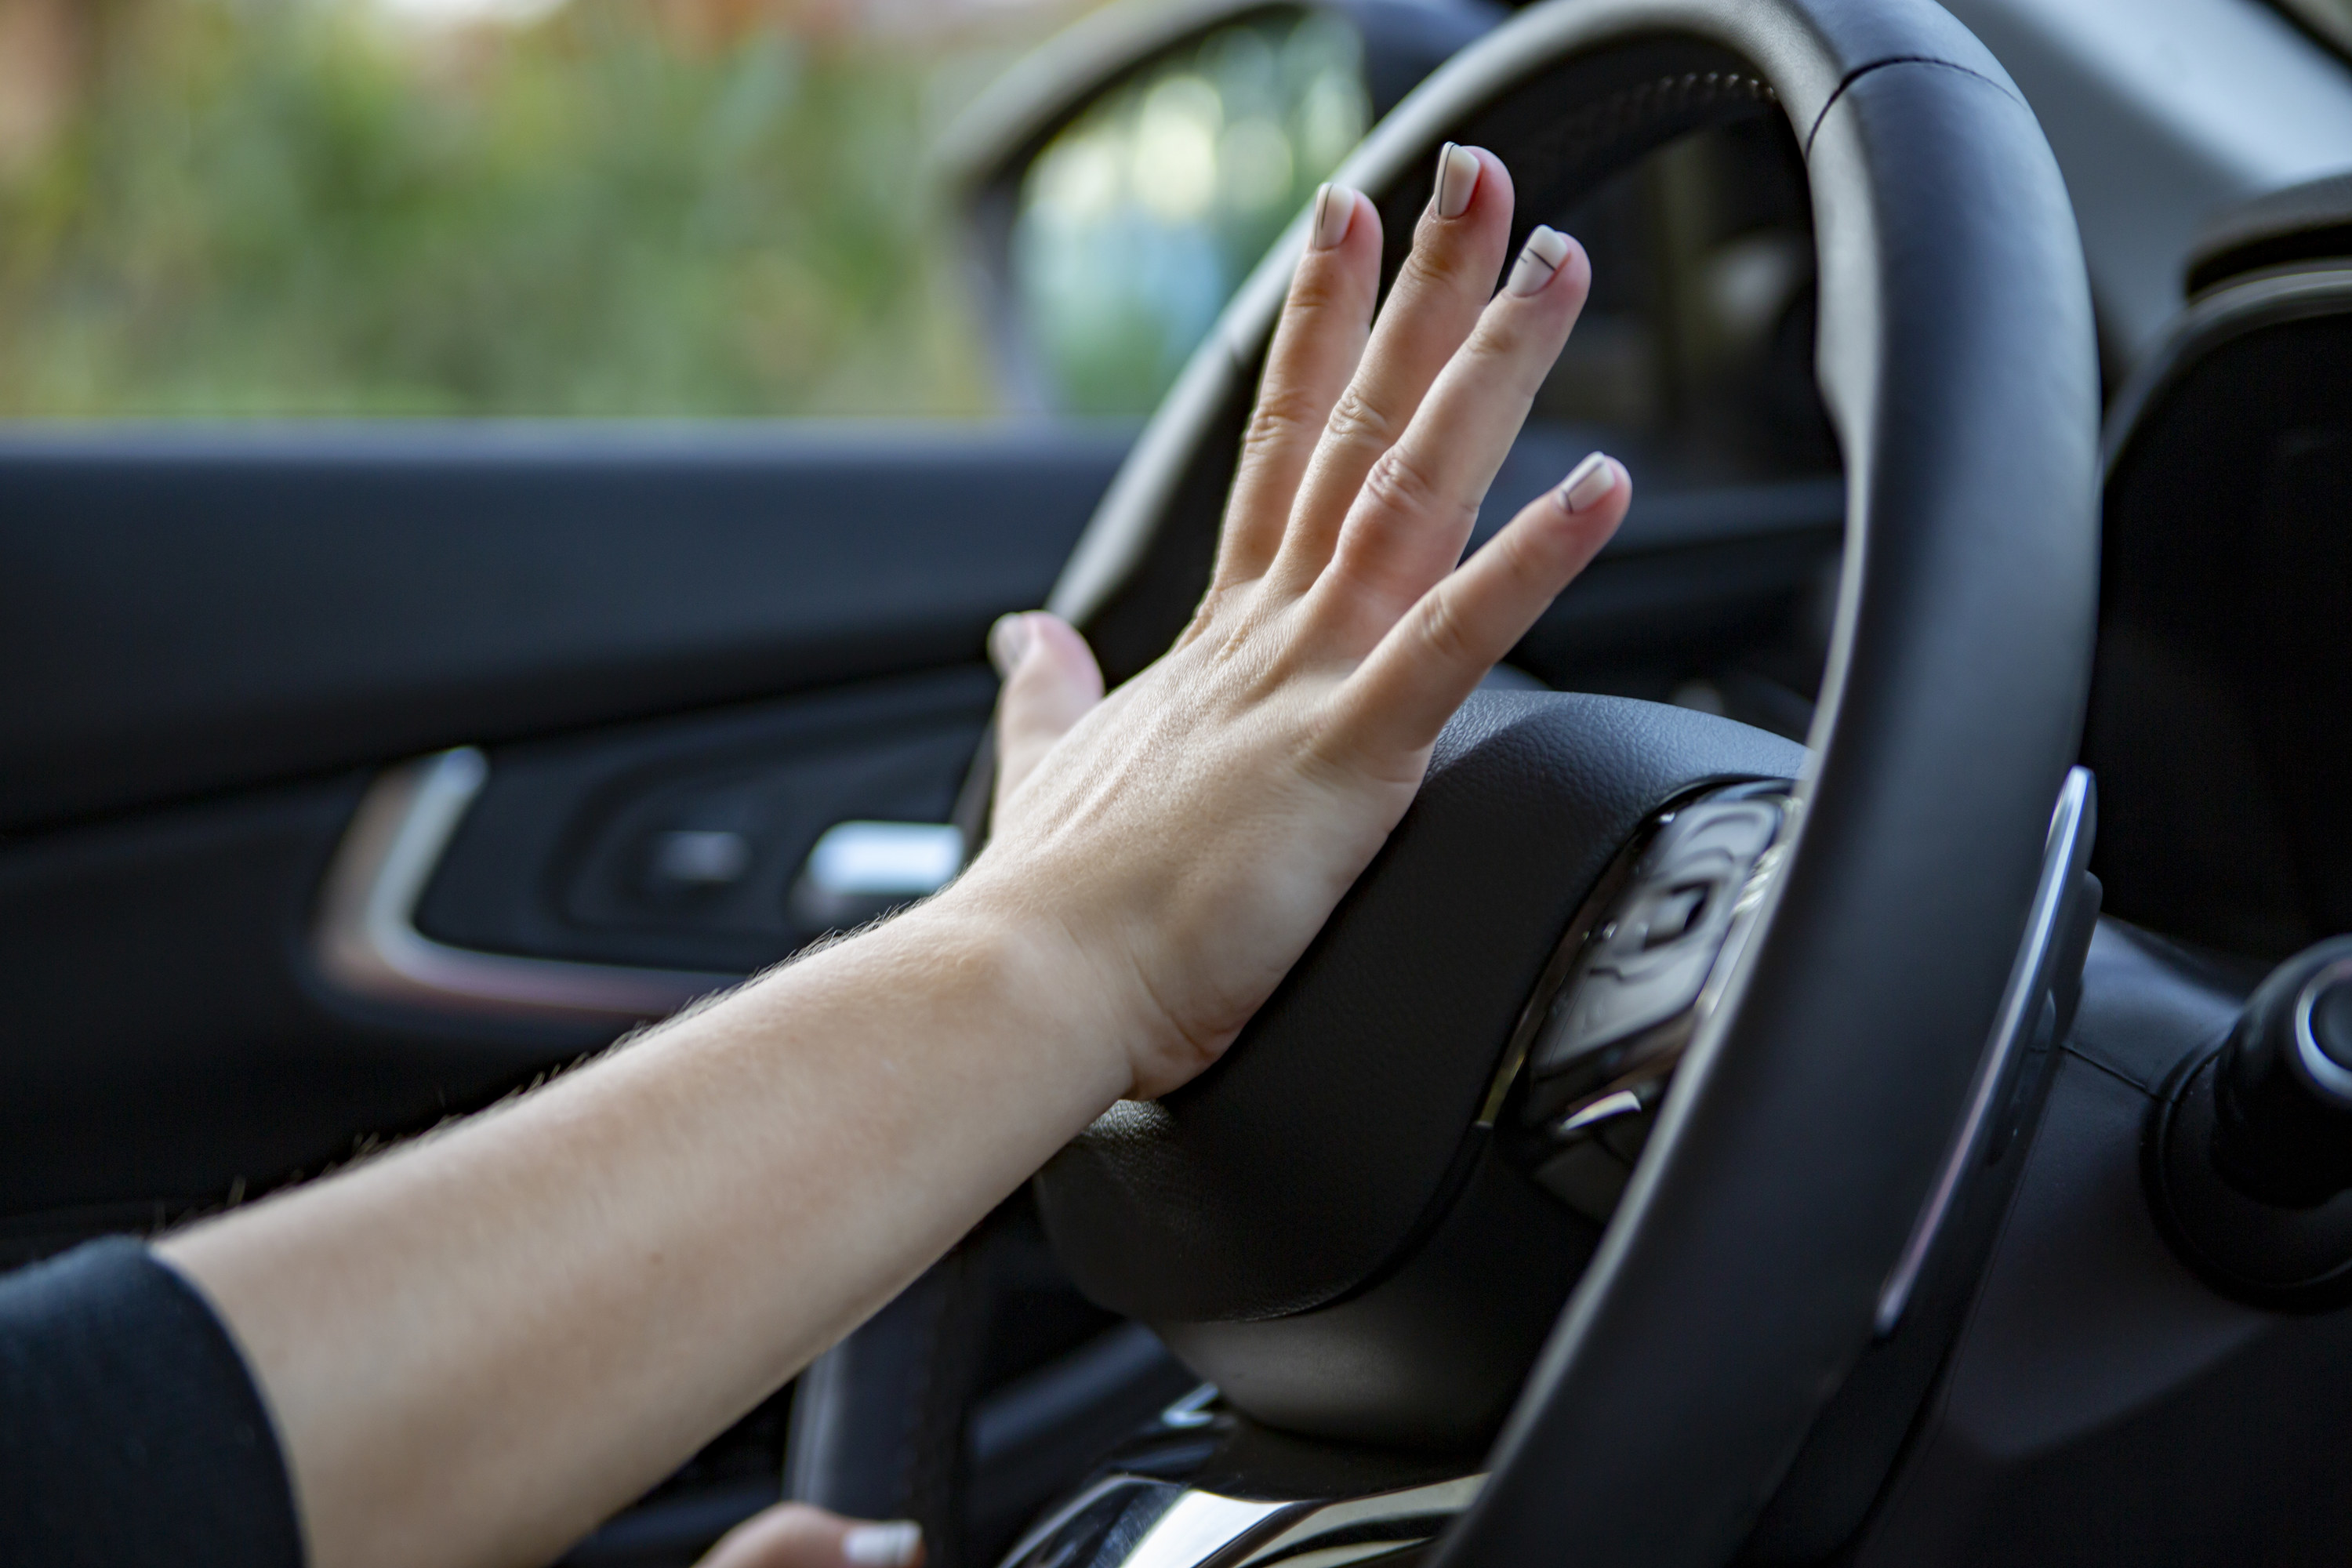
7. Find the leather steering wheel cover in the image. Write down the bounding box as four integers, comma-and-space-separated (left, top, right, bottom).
1410, 6, 2096, 1565
1037, 693, 1809, 1325
1045, 0, 2097, 1559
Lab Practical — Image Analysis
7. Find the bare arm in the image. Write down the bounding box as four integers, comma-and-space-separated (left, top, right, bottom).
158, 146, 1630, 1568
163, 878, 1128, 1565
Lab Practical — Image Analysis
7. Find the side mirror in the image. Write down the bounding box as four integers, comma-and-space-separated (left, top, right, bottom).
940, 0, 1499, 415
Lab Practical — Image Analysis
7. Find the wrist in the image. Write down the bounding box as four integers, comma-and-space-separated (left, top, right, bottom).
908, 865, 1148, 1109
884, 873, 1144, 1105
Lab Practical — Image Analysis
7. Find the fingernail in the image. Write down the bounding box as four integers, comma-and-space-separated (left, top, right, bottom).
1558, 452, 1617, 513
844, 1523, 924, 1568
1432, 142, 1479, 220
1309, 183, 1356, 251
987, 613, 1034, 677
1504, 225, 1573, 297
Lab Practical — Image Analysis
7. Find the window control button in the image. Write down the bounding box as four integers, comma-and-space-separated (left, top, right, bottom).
645, 829, 754, 892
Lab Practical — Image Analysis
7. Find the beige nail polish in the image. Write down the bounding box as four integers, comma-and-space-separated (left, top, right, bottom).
1504, 225, 1573, 297
844, 1522, 924, 1568
1433, 141, 1479, 220
1559, 452, 1617, 513
1310, 183, 1356, 251
988, 613, 1034, 677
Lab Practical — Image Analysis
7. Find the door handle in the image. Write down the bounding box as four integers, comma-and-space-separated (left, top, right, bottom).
313, 748, 738, 1025
787, 820, 966, 931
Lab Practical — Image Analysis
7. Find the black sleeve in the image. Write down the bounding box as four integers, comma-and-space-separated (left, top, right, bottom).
0, 1236, 306, 1568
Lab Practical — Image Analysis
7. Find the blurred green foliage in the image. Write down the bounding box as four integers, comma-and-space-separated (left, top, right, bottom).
1012, 11, 1363, 414
0, 1, 1007, 416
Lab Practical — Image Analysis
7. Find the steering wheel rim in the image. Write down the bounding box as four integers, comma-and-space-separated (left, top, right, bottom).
1039, 1, 2099, 1561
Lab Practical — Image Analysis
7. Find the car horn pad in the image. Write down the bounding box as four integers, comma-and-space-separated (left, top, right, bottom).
1034, 691, 1805, 1445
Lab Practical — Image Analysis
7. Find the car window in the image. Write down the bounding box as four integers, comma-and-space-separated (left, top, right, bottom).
0, 0, 1083, 418
1008, 10, 1367, 412
0, 0, 1832, 470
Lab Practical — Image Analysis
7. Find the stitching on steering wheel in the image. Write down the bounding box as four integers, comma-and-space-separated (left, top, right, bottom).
1512, 69, 1778, 201
1801, 54, 2020, 154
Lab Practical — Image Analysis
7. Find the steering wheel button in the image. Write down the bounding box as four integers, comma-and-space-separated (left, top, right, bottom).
1536, 956, 1708, 1073
1634, 801, 1779, 879
1520, 789, 1788, 1096
1639, 883, 1711, 949
1671, 802, 1779, 862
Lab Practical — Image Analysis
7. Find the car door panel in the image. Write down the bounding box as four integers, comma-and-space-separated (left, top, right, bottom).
0, 426, 1125, 1235
0, 770, 542, 1230
0, 426, 1126, 830
413, 666, 996, 976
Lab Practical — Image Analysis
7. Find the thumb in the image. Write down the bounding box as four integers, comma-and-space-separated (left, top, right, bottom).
695, 1507, 923, 1568
990, 612, 1103, 813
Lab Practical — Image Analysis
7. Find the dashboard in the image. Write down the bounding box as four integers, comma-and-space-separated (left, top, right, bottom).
2088, 231, 2352, 961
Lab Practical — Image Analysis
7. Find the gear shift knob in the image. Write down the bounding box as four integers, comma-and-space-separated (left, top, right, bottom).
2210, 940, 2352, 1207
2149, 936, 2352, 1308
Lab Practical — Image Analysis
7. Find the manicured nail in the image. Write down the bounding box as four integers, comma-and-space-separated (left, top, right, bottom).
987, 613, 1034, 677
1504, 225, 1573, 297
1432, 142, 1479, 220
1309, 183, 1356, 251
1558, 452, 1617, 513
844, 1522, 924, 1568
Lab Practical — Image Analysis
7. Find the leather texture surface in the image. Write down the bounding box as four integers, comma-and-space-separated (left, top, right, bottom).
1036, 691, 1804, 1324
786, 1250, 984, 1568
1426, 10, 2098, 1568
1039, 0, 2096, 1559
1158, 1142, 1597, 1453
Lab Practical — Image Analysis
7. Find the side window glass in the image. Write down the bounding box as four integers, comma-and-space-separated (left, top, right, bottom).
0, 0, 1039, 417
0, 2, 1483, 423
1008, 12, 1367, 414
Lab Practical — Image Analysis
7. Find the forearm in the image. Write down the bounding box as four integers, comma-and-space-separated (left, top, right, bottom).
158, 887, 1126, 1568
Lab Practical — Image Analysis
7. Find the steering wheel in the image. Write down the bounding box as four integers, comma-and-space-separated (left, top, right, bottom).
1027, 0, 2098, 1563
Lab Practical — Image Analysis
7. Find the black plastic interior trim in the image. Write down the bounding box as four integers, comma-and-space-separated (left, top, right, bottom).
2185, 169, 2352, 295
417, 668, 996, 974
2087, 269, 2352, 958
0, 772, 606, 1221
0, 424, 1123, 831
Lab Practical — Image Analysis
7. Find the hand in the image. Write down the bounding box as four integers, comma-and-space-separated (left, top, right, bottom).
695, 1508, 921, 1568
965, 144, 1631, 1100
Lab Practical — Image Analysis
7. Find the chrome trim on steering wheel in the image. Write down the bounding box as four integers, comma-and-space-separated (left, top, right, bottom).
1874, 765, 2097, 1335
1001, 1436, 1485, 1568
